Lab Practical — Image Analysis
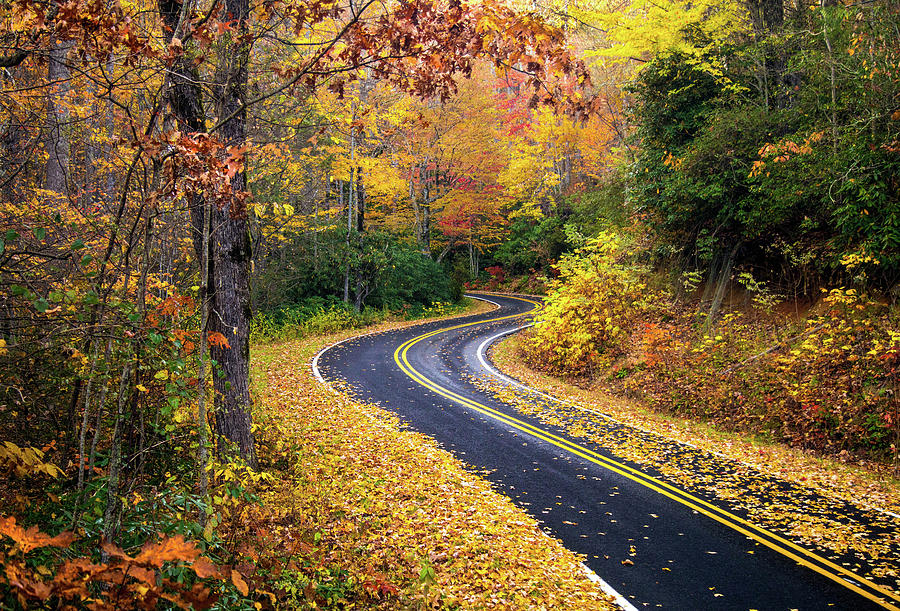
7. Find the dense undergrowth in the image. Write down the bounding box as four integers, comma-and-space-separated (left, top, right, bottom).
0, 300, 615, 609
520, 231, 900, 466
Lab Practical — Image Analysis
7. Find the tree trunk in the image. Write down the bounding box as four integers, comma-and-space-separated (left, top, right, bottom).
747, 0, 786, 109
313, 192, 319, 267
210, 0, 256, 466
101, 362, 132, 547
1, 67, 26, 202
356, 168, 365, 233
342, 180, 350, 304
411, 176, 420, 247
197, 174, 211, 498
353, 77, 370, 235
820, 0, 839, 149
157, 0, 207, 256
705, 242, 742, 331
157, 0, 219, 475
45, 40, 72, 196
421, 186, 431, 256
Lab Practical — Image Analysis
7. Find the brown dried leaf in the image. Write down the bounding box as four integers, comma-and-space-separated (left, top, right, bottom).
230, 569, 249, 596
135, 534, 200, 566
191, 556, 222, 579
100, 541, 130, 562
0, 516, 77, 553
181, 583, 219, 610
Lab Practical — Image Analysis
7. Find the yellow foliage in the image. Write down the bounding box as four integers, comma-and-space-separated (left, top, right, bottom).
578, 0, 749, 83
0, 442, 63, 479
523, 230, 657, 375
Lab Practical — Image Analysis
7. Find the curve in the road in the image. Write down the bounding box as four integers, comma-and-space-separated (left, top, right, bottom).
313, 293, 900, 610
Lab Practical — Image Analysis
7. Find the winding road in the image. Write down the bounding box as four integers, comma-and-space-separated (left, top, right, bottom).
313, 294, 900, 610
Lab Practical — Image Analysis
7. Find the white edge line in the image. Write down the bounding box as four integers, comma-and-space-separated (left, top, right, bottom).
311, 333, 355, 389
475, 325, 900, 523
465, 298, 638, 611
580, 562, 640, 611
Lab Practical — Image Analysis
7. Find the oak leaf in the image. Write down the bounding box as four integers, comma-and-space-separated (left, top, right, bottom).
135, 534, 200, 566
192, 556, 223, 579
0, 516, 76, 553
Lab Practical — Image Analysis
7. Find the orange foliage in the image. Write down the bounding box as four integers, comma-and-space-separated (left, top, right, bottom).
0, 518, 241, 610
207, 332, 231, 350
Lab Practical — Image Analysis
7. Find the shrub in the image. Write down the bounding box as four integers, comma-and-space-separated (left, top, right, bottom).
522, 230, 659, 377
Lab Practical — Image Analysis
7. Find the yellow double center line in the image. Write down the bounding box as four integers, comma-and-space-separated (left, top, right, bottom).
393, 295, 900, 610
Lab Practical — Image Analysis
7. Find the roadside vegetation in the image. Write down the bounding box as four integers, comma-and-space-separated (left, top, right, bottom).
1, 0, 898, 604
519, 228, 900, 466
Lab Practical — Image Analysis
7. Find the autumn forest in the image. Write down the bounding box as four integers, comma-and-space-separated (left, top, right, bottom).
0, 0, 898, 606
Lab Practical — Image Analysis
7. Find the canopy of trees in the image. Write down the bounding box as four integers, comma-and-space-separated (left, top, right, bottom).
1, 0, 898, 604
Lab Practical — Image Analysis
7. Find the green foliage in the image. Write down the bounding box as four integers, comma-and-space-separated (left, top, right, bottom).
253, 229, 458, 319
627, 1, 900, 294
566, 174, 631, 236
250, 296, 471, 345
250, 299, 380, 343
493, 217, 568, 274
366, 235, 456, 310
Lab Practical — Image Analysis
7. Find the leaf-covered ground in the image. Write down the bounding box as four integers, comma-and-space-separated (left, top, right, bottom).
488, 334, 900, 595
245, 306, 616, 609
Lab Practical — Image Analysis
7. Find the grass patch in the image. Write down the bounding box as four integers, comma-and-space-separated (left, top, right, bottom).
251, 298, 478, 344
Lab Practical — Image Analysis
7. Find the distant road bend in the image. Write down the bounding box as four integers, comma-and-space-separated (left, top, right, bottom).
313, 293, 900, 610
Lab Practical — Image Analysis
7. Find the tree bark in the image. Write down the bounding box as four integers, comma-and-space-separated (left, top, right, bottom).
356, 169, 365, 233
157, 0, 207, 257
342, 180, 350, 304
157, 0, 220, 476
820, 0, 839, 149
45, 40, 72, 196
747, 0, 786, 109
705, 242, 742, 331
101, 362, 132, 547
210, 0, 256, 466
1, 67, 26, 202
157, 0, 256, 466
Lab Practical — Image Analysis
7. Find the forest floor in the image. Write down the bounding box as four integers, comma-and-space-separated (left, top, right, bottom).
246, 299, 617, 609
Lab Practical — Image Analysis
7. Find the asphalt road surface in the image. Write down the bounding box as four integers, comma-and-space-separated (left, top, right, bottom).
314, 293, 900, 610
